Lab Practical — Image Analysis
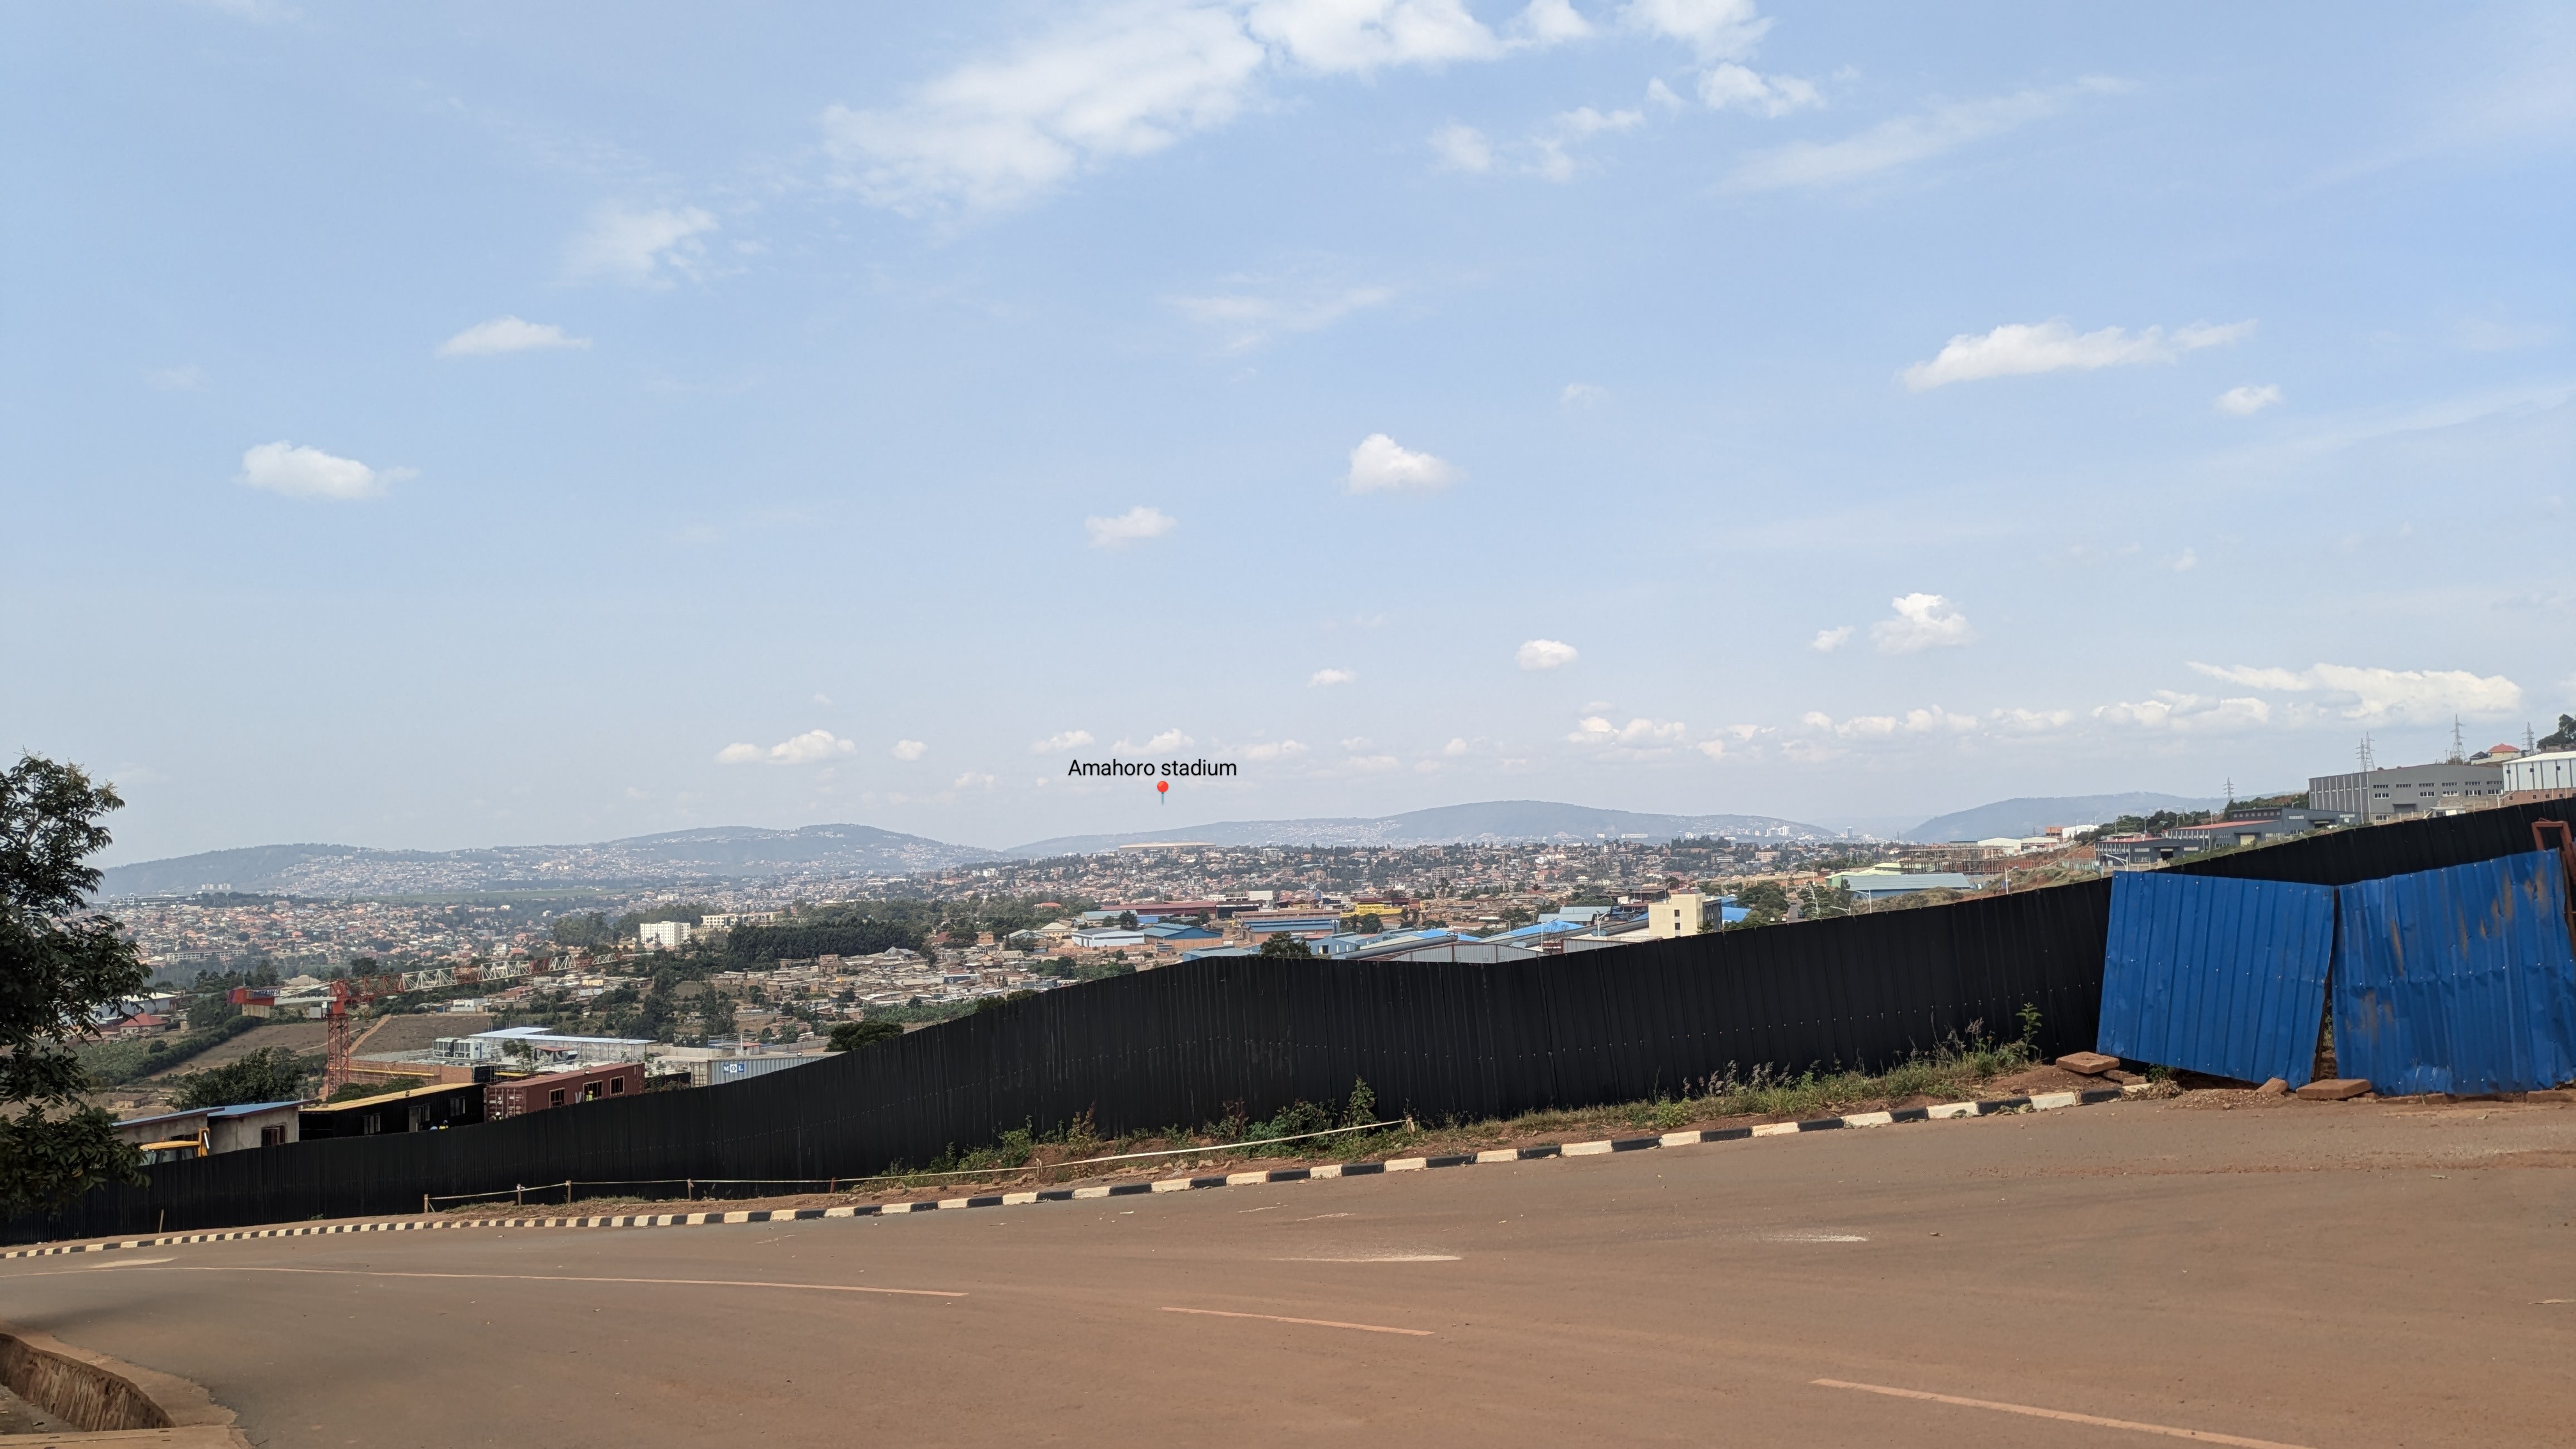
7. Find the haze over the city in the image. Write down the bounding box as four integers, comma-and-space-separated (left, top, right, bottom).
6, 1, 2570, 864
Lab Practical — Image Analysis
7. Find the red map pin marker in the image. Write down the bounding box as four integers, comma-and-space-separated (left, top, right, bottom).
1156, 779, 1169, 800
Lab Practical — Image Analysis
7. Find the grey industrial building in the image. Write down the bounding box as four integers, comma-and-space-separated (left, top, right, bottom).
2307, 762, 2503, 822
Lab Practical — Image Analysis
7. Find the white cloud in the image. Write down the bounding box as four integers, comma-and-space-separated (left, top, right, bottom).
2216, 383, 2284, 416
1694, 739, 1728, 760
1249, 0, 1503, 72
1517, 638, 1579, 670
1431, 122, 1496, 172
1809, 625, 1853, 653
1568, 716, 1687, 747
1989, 707, 2074, 732
1528, 105, 1644, 181
566, 204, 717, 287
1623, 0, 1770, 57
1308, 668, 1358, 686
1346, 754, 1402, 772
2171, 548, 2198, 572
1443, 737, 1469, 755
890, 739, 930, 761
1903, 319, 2253, 390
1086, 505, 1178, 547
1733, 87, 2071, 191
715, 730, 859, 765
236, 441, 409, 502
1032, 730, 1096, 752
436, 316, 592, 358
1512, 0, 1591, 45
2092, 692, 2271, 733
1696, 61, 1818, 116
1116, 728, 1195, 753
1346, 433, 1462, 492
148, 364, 206, 392
1170, 282, 1395, 351
1799, 707, 1974, 739
1869, 593, 1974, 654
1340, 736, 1373, 751
1243, 739, 1309, 760
822, 0, 1578, 214
953, 771, 999, 789
1560, 381, 1605, 405
2185, 662, 2522, 723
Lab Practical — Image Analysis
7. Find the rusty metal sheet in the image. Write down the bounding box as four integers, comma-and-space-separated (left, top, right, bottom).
2097, 871, 2335, 1085
2333, 850, 2576, 1096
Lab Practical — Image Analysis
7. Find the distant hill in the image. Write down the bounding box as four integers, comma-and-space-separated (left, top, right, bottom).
1004, 800, 1841, 857
96, 824, 1000, 898
1906, 793, 2221, 843
98, 800, 1850, 898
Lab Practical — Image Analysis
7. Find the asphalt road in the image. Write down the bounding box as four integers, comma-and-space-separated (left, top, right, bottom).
6, 1094, 2572, 1448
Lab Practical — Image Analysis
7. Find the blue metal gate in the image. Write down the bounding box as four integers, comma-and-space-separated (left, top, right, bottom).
2097, 871, 2335, 1085
2332, 850, 2576, 1096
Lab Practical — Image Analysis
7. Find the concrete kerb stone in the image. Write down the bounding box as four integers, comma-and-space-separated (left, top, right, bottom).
3, 1085, 2158, 1261
0, 1319, 252, 1446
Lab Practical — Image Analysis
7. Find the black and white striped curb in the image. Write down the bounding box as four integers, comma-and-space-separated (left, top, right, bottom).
2, 1084, 2152, 1261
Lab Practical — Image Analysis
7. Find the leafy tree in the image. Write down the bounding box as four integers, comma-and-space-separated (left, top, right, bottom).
1258, 933, 1313, 959
1351, 912, 1383, 935
1797, 881, 1856, 921
1, 755, 151, 1216
724, 921, 919, 963
550, 912, 611, 947
2542, 714, 2576, 751
828, 1019, 903, 1052
1496, 905, 1535, 930
1114, 911, 1139, 930
185, 990, 240, 1031
169, 1047, 311, 1109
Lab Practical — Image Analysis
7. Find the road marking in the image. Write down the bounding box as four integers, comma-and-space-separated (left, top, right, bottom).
1811, 1378, 2315, 1448
133, 1266, 963, 1298
1275, 1255, 1460, 1262
81, 1255, 176, 1268
1761, 1233, 1867, 1243
1161, 1307, 1431, 1337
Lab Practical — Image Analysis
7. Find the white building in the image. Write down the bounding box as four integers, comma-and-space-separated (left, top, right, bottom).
2501, 749, 2576, 800
640, 920, 693, 950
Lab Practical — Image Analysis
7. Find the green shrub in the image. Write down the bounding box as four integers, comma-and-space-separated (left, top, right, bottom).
827, 1019, 903, 1052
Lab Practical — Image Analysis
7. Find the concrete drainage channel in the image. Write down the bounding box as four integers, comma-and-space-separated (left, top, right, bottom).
0, 1321, 250, 1446
8, 1084, 2155, 1261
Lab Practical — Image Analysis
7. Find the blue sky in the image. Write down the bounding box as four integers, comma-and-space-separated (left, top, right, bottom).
6, 1, 2572, 861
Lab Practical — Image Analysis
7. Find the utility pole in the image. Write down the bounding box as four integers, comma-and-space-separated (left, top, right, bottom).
2450, 716, 2465, 764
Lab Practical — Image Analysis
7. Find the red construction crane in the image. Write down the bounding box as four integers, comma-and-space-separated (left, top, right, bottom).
321, 974, 407, 1097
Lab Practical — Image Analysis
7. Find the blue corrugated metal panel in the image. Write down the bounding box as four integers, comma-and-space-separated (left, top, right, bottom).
2331, 850, 2576, 1096
2097, 872, 2334, 1085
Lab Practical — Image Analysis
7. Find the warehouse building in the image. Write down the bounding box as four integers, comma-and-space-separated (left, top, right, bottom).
2307, 761, 2503, 822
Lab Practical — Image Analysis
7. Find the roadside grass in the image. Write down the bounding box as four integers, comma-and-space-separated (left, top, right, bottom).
435, 1025, 2069, 1219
